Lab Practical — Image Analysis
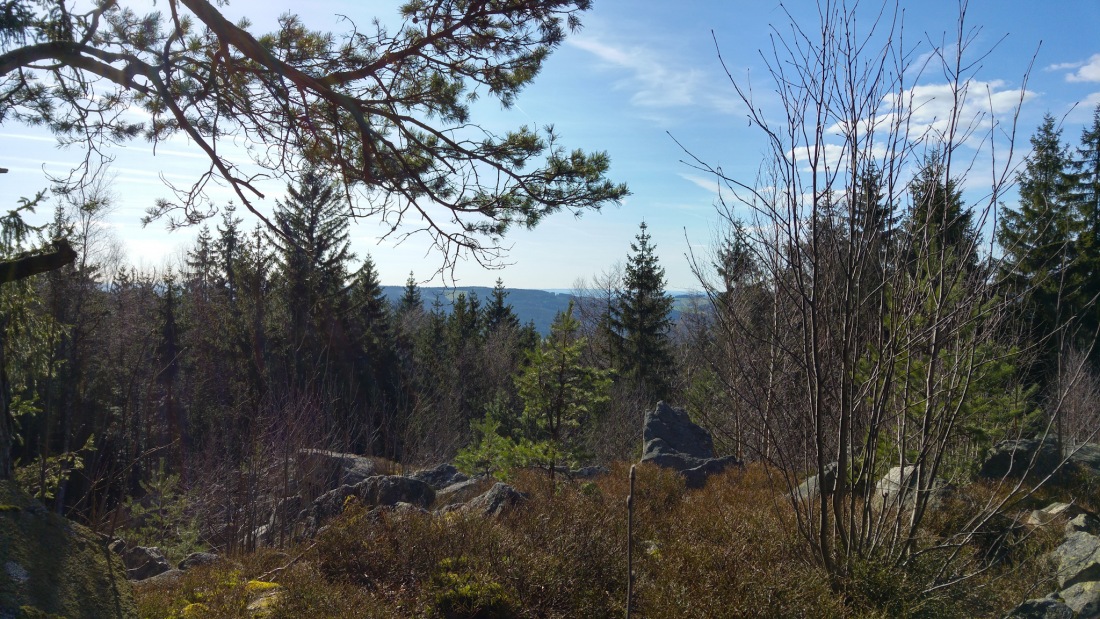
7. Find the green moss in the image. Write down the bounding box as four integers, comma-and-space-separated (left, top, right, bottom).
18, 606, 67, 618
0, 504, 20, 512
0, 481, 137, 618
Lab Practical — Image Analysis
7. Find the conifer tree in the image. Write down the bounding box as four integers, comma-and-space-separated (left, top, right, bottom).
484, 278, 521, 334
270, 168, 355, 380
614, 222, 675, 399
906, 156, 977, 272
998, 115, 1079, 375
216, 204, 243, 302
397, 272, 423, 315
1068, 105, 1100, 358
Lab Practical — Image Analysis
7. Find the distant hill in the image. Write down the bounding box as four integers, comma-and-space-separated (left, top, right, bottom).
381, 286, 705, 334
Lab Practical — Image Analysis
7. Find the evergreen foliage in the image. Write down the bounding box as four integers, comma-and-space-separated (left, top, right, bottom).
998, 115, 1079, 375
613, 222, 675, 399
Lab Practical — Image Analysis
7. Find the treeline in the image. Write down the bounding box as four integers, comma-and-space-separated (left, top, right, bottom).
2, 109, 1100, 549
0, 171, 677, 530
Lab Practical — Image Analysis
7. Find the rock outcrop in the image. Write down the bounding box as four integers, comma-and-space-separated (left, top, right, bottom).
979, 439, 1100, 483
305, 475, 435, 535
117, 545, 171, 581
640, 401, 741, 489
980, 438, 1064, 480
1008, 505, 1100, 618
0, 481, 137, 618
410, 463, 468, 490
297, 448, 384, 491
463, 483, 528, 517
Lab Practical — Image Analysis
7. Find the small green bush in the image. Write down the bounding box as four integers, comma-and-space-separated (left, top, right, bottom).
431, 558, 517, 619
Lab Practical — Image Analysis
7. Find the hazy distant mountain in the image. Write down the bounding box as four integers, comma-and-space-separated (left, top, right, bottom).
381, 286, 703, 334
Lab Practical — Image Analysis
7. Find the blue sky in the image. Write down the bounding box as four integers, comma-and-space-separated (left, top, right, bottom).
4, 0, 1100, 290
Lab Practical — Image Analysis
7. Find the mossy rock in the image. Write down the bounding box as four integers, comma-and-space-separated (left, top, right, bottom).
0, 481, 137, 618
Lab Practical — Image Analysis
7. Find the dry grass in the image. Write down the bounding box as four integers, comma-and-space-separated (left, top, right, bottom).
134, 463, 1060, 618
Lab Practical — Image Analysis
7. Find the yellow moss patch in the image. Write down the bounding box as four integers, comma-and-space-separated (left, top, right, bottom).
244, 580, 281, 594
180, 602, 209, 617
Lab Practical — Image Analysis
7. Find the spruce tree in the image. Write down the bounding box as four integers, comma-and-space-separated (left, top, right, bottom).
906, 156, 977, 272
998, 115, 1079, 375
397, 272, 423, 314
350, 256, 392, 349
270, 168, 355, 380
484, 278, 521, 334
1068, 105, 1100, 358
614, 221, 675, 400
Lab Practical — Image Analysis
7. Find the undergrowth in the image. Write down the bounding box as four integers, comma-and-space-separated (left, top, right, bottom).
134, 463, 1060, 618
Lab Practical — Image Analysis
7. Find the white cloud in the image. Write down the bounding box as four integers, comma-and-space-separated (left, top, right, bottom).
882, 79, 1035, 148
568, 36, 738, 115
1047, 60, 1085, 72
679, 173, 721, 195
1066, 54, 1100, 83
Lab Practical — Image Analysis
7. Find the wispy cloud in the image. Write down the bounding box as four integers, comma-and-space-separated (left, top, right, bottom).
568, 36, 737, 115
679, 173, 722, 196
1065, 54, 1100, 83
1047, 60, 1085, 72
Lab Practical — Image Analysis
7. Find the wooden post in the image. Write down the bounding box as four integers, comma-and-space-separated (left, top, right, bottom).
626, 464, 636, 619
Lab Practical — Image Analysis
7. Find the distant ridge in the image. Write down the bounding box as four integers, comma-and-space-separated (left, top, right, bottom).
382, 286, 704, 334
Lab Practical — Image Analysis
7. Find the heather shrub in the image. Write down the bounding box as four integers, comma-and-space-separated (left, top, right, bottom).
133, 462, 1060, 618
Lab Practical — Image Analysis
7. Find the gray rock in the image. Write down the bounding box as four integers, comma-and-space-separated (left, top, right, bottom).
308, 484, 358, 533
409, 463, 468, 490
357, 475, 435, 509
0, 481, 137, 618
1005, 596, 1076, 619
297, 448, 382, 489
1060, 581, 1100, 617
682, 456, 742, 489
872, 465, 950, 511
640, 401, 743, 489
1051, 531, 1100, 588
642, 401, 716, 460
980, 438, 1064, 480
121, 546, 171, 581
464, 483, 528, 517
437, 478, 491, 506
1028, 503, 1087, 528
178, 552, 220, 571
1068, 513, 1100, 536
792, 462, 839, 501
1066, 443, 1100, 478
307, 475, 435, 535
142, 569, 183, 585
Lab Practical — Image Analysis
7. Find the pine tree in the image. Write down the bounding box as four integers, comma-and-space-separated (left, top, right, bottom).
614, 221, 675, 399
448, 292, 482, 347
185, 226, 216, 303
